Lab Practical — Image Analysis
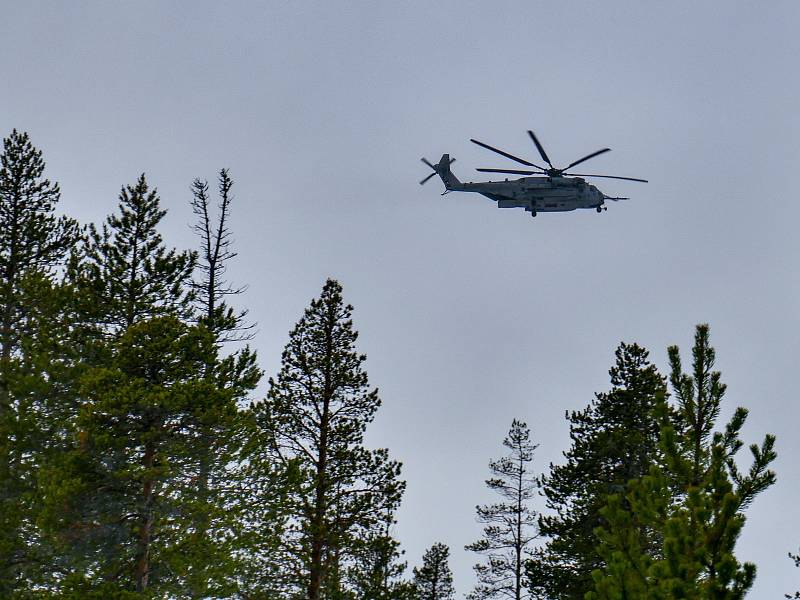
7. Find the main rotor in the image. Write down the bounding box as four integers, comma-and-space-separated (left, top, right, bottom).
470, 130, 648, 183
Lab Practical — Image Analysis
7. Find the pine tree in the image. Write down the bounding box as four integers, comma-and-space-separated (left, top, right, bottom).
413, 543, 456, 600
254, 279, 405, 600
346, 508, 415, 600
0, 129, 79, 593
0, 130, 78, 357
41, 316, 238, 596
186, 168, 263, 597
190, 168, 253, 341
529, 343, 666, 599
75, 173, 194, 333
38, 177, 252, 596
588, 325, 777, 598
466, 419, 538, 600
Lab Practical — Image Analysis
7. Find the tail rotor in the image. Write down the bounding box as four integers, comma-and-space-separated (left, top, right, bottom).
419, 156, 455, 185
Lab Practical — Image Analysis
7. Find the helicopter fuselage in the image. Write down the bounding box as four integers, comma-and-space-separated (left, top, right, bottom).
452, 175, 606, 215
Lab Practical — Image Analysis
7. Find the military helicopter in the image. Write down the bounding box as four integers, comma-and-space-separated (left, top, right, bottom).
420, 130, 647, 217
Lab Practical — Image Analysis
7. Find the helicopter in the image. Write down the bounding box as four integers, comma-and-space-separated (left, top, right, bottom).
420, 129, 647, 217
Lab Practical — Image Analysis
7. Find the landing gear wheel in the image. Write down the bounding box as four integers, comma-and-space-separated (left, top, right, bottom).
531, 211, 537, 217
596, 206, 602, 213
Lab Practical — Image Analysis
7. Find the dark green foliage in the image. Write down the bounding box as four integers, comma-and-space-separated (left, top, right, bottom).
187, 168, 265, 596
75, 173, 194, 332
42, 317, 238, 596
529, 343, 666, 599
0, 129, 79, 594
254, 279, 405, 599
588, 325, 777, 599
0, 131, 785, 599
0, 129, 78, 356
466, 419, 538, 600
413, 543, 456, 600
38, 173, 256, 597
345, 509, 415, 600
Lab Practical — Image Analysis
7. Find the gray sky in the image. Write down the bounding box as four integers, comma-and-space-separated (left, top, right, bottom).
3, 1, 799, 595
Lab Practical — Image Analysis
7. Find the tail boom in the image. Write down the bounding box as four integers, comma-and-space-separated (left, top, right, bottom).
436, 154, 462, 190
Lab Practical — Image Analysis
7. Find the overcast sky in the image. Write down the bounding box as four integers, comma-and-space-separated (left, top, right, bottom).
3, 1, 799, 595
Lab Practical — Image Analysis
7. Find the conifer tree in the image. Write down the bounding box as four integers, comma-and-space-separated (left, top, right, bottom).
255, 279, 404, 600
588, 325, 777, 598
529, 343, 666, 599
41, 316, 238, 596
0, 129, 78, 359
190, 168, 253, 341
40, 178, 255, 596
0, 129, 79, 592
76, 173, 194, 333
346, 508, 414, 600
186, 168, 263, 597
466, 419, 538, 600
413, 543, 456, 600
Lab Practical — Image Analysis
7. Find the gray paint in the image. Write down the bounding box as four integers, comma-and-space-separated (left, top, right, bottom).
425, 154, 609, 214
2, 1, 799, 595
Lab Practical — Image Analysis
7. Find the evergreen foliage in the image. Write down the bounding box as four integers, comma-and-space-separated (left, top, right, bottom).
588, 325, 777, 599
42, 317, 239, 595
76, 173, 194, 332
0, 131, 787, 599
466, 419, 539, 600
254, 279, 405, 599
0, 129, 79, 594
187, 168, 264, 597
0, 129, 78, 355
37, 173, 256, 597
529, 343, 666, 599
345, 509, 415, 600
413, 543, 456, 600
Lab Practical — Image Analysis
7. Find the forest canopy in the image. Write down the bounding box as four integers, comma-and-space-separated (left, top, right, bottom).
0, 130, 783, 599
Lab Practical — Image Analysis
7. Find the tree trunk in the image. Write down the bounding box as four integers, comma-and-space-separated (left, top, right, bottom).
134, 442, 156, 592
515, 452, 523, 600
308, 305, 337, 600
308, 363, 332, 598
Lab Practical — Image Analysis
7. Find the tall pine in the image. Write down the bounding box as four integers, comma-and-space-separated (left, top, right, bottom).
466, 419, 538, 600
75, 173, 194, 333
255, 279, 404, 599
40, 176, 244, 596
190, 168, 253, 341
42, 317, 237, 596
186, 168, 263, 596
529, 342, 666, 599
588, 325, 777, 598
0, 129, 79, 593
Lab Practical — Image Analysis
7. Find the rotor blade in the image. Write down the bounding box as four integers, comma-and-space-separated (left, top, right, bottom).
419, 172, 437, 185
527, 130, 553, 167
567, 173, 649, 183
564, 148, 611, 170
470, 138, 541, 168
420, 157, 436, 170
476, 168, 542, 175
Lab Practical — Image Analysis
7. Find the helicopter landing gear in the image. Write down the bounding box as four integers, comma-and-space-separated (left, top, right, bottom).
596, 206, 602, 213
531, 210, 537, 217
